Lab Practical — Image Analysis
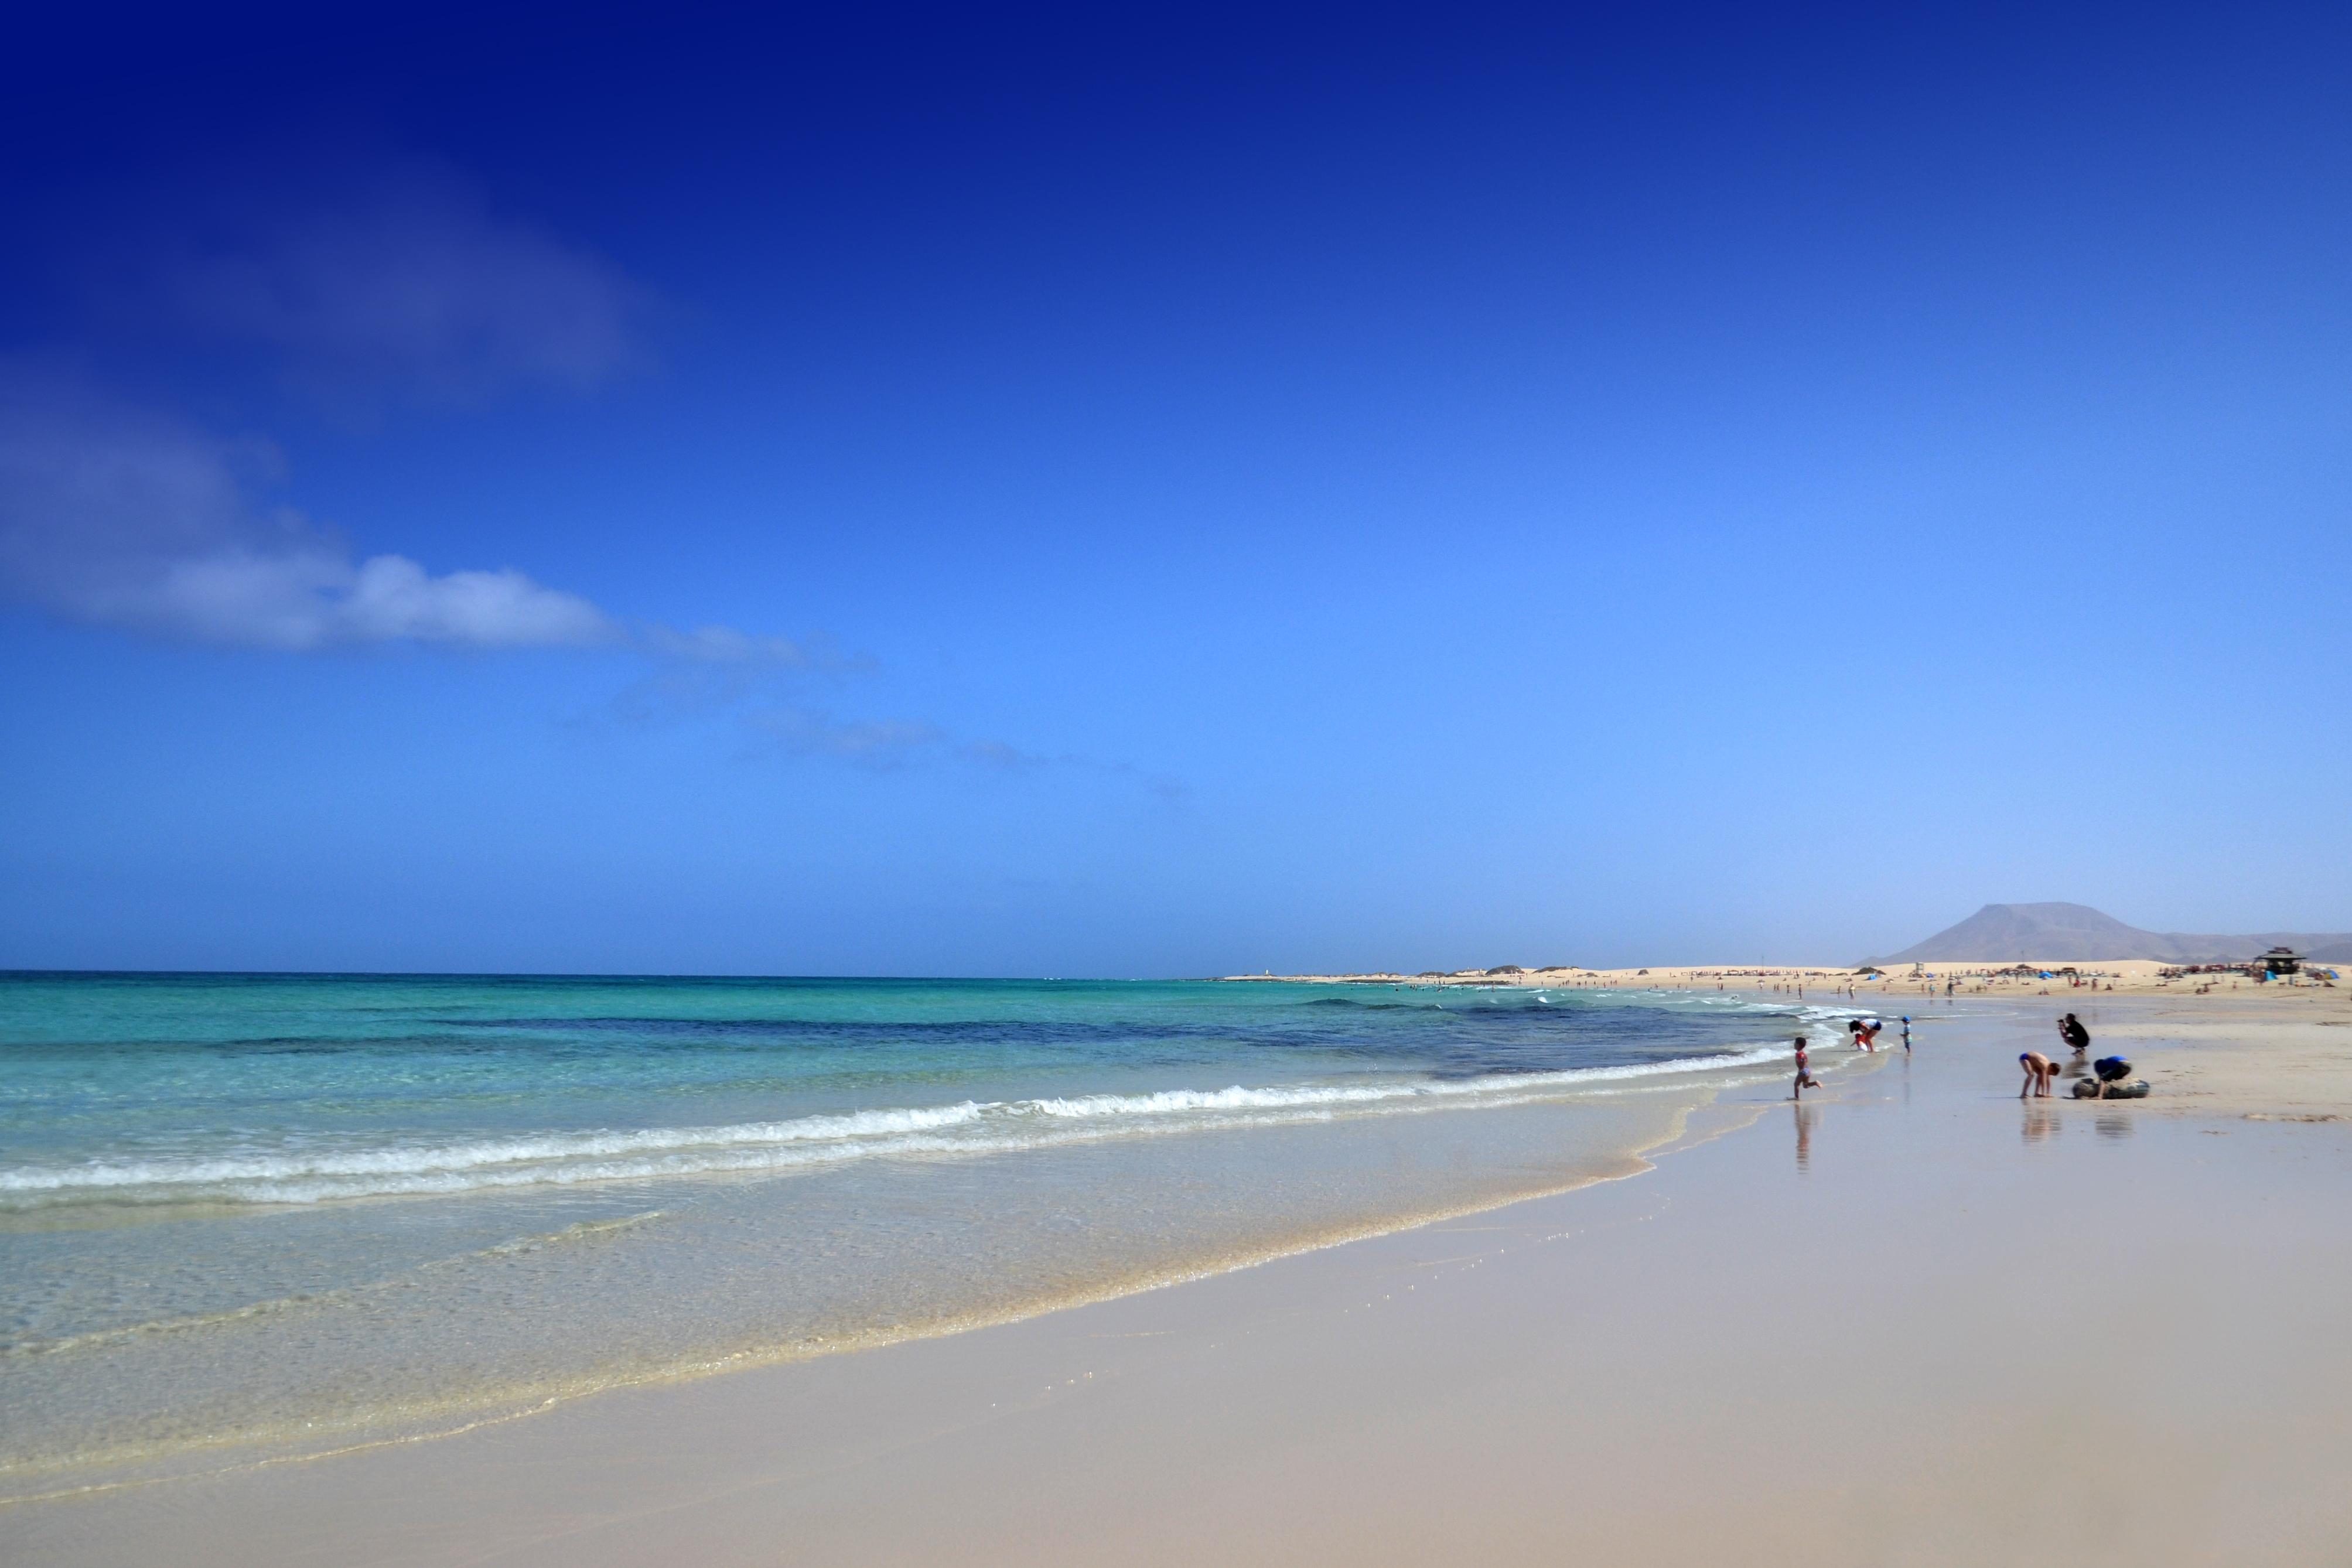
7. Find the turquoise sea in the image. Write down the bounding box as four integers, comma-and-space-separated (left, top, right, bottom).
0, 972, 1848, 1497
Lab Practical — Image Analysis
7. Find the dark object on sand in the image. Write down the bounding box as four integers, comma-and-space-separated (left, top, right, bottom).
2073, 1076, 2151, 1100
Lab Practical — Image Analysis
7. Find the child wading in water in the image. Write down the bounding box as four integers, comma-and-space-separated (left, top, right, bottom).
1792, 1034, 1823, 1098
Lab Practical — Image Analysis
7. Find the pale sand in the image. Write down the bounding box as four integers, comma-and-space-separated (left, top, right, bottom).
1235, 956, 2344, 1000
10, 991, 2352, 1566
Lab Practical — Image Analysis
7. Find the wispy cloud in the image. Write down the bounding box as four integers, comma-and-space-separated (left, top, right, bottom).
583, 657, 1181, 792
8, 166, 1159, 795
745, 708, 978, 768
0, 366, 784, 657
0, 365, 1175, 795
639, 623, 817, 665
3, 165, 771, 654
743, 705, 1189, 800
100, 168, 653, 405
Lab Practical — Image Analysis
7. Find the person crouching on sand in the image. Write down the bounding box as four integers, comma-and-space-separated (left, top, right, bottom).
2019, 1051, 2059, 1098
1793, 1034, 1823, 1098
2058, 1012, 2091, 1055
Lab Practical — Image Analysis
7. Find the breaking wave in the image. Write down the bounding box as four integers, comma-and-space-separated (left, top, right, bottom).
0, 1046, 1791, 1211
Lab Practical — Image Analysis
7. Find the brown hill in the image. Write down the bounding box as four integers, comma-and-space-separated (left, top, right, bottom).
1877, 903, 2352, 965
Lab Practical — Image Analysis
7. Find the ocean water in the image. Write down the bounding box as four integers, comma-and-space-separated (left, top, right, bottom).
0, 972, 1847, 1497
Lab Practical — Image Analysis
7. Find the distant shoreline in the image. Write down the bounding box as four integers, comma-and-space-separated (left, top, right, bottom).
1219, 957, 2342, 999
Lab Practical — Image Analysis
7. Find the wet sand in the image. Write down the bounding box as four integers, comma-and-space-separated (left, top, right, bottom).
11, 993, 2351, 1566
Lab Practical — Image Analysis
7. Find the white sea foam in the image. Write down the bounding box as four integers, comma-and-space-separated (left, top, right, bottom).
0, 1046, 1793, 1210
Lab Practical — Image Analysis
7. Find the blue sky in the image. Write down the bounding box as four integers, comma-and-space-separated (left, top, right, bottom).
2, 2, 2347, 973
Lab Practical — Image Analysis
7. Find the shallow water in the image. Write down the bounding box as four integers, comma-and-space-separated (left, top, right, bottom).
0, 973, 1853, 1493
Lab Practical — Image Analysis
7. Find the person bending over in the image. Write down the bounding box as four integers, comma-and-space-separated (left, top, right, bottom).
2019, 1051, 2059, 1098
1848, 1018, 1882, 1052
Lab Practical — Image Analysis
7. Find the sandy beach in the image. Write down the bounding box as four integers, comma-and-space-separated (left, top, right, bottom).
12, 4, 2346, 1563
9, 983, 2349, 1567
1234, 956, 2346, 1000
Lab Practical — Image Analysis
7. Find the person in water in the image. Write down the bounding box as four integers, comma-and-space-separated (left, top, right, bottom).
1792, 1034, 1823, 1098
2059, 1013, 2091, 1054
1848, 1017, 1882, 1051
2019, 1050, 2059, 1098
1900, 1016, 1912, 1051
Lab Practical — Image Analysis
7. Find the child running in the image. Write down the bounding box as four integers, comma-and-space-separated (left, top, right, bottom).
1792, 1034, 1823, 1098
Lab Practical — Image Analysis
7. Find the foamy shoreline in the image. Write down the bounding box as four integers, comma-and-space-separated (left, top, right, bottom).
12, 990, 2352, 1566
3, 981, 1839, 1501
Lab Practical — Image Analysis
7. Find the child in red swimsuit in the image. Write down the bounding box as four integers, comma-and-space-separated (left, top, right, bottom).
1793, 1034, 1823, 1098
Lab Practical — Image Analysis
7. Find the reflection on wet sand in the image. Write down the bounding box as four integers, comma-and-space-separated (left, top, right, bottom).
1793, 1101, 1818, 1173
2022, 1102, 2061, 1143
2095, 1112, 2136, 1139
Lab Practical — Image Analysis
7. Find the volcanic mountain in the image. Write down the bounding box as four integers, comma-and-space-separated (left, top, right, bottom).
1876, 903, 2352, 965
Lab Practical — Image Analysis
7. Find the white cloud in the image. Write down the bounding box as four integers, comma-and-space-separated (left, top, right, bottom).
130, 549, 617, 652
1, 171, 791, 660
0, 367, 764, 657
